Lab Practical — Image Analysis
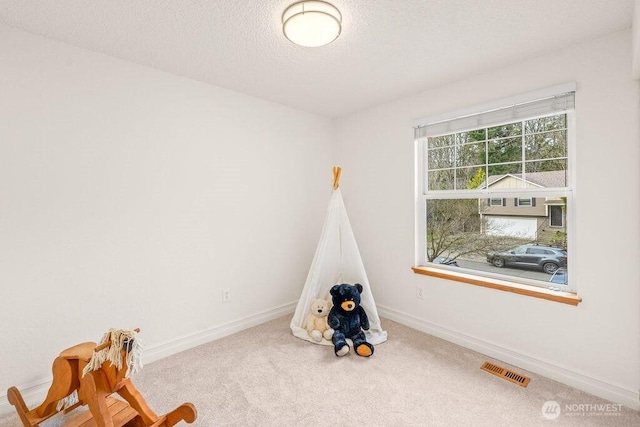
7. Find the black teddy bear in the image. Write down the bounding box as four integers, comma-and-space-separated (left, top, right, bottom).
327, 283, 374, 357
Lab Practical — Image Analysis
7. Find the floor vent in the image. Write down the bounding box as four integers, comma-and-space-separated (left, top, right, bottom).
481, 361, 530, 387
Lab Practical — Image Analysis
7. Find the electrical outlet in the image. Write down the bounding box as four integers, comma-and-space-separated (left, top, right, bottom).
222, 289, 231, 303
416, 284, 424, 300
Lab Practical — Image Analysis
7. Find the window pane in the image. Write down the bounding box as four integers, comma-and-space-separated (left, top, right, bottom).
525, 160, 567, 187
525, 114, 566, 134
426, 197, 569, 289
428, 169, 455, 190
525, 131, 567, 161
456, 142, 486, 168
428, 146, 455, 169
428, 134, 455, 149
487, 122, 522, 138
423, 114, 569, 195
466, 129, 487, 142
487, 162, 522, 181
453, 167, 482, 190
488, 137, 522, 165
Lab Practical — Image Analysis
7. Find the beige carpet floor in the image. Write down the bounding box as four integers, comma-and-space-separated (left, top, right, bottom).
1, 316, 638, 426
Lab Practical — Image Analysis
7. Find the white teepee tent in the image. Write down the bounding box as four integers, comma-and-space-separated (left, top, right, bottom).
290, 167, 387, 346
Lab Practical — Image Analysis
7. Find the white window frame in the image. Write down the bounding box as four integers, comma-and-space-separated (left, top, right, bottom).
414, 83, 577, 295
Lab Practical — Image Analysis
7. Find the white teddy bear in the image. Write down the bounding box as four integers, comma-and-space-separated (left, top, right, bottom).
304, 298, 334, 342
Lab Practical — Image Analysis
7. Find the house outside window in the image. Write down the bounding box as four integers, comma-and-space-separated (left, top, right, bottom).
414, 84, 575, 293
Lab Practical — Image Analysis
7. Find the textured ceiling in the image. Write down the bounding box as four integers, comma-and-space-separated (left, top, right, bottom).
0, 0, 634, 118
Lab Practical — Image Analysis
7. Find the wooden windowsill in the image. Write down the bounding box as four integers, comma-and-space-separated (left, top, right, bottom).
412, 266, 582, 306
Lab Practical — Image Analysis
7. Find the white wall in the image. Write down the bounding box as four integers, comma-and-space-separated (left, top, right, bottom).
634, 0, 640, 78
0, 24, 334, 411
335, 29, 640, 409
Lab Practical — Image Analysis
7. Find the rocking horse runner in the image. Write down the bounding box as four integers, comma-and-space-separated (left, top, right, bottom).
7, 328, 197, 427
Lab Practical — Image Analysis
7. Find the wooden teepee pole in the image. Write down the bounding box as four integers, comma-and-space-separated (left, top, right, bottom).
332, 166, 342, 190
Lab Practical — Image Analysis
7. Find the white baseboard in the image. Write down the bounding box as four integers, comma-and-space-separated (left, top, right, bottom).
377, 304, 640, 411
0, 302, 296, 416
143, 302, 296, 364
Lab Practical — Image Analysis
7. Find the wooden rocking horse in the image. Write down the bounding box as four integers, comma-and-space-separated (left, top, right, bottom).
7, 328, 197, 427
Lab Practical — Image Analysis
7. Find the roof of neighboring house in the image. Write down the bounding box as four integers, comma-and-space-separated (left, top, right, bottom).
484, 170, 567, 189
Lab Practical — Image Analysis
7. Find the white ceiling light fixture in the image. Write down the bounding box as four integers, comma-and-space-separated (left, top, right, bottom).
282, 1, 342, 47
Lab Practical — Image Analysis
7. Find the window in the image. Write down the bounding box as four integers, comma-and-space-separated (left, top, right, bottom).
516, 197, 534, 207
414, 84, 576, 298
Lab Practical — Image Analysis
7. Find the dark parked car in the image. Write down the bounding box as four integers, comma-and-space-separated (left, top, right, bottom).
486, 244, 567, 274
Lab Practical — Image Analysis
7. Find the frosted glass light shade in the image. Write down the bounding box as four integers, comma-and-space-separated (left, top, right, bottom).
282, 1, 342, 47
